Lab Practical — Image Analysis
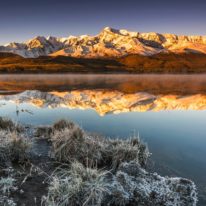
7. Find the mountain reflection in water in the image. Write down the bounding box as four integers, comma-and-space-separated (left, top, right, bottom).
1, 74, 206, 115
1, 90, 206, 116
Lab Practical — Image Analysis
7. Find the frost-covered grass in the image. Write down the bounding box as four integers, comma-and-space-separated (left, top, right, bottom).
50, 120, 149, 170
0, 177, 16, 195
0, 118, 197, 206
0, 177, 17, 206
0, 130, 30, 165
51, 120, 104, 166
0, 117, 28, 164
104, 138, 149, 170
118, 161, 198, 206
53, 119, 75, 131
42, 161, 110, 206
42, 161, 198, 206
35, 119, 76, 139
44, 120, 197, 206
0, 117, 23, 132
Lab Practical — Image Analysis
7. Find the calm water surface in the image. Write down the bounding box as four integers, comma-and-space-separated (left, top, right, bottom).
0, 74, 206, 205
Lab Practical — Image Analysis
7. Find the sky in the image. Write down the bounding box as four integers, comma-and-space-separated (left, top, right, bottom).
0, 0, 206, 45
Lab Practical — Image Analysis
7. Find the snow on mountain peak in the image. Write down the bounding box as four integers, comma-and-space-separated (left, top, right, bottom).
1, 27, 206, 58
103, 27, 114, 32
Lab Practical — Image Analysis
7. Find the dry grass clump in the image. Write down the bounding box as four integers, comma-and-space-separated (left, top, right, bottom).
42, 161, 110, 206
51, 125, 103, 166
8, 134, 30, 163
0, 117, 22, 132
42, 162, 135, 206
44, 120, 197, 206
104, 138, 149, 170
50, 120, 149, 170
53, 119, 75, 132
47, 120, 151, 205
35, 120, 76, 139
51, 125, 84, 163
0, 130, 30, 165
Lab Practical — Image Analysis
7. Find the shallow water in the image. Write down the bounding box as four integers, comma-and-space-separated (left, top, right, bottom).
0, 74, 206, 205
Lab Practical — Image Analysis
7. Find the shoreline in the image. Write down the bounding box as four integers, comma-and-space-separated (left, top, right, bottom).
0, 118, 198, 206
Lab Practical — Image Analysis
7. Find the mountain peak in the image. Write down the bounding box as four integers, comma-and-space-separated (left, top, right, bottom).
1, 27, 206, 58
103, 26, 114, 31
47, 36, 57, 41
102, 27, 120, 34
26, 36, 48, 49
27, 36, 47, 43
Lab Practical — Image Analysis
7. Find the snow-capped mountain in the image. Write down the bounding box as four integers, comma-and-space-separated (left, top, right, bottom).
0, 36, 64, 58
1, 27, 206, 58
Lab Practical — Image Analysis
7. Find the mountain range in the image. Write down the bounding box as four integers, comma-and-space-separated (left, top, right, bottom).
1, 27, 206, 58
1, 27, 206, 73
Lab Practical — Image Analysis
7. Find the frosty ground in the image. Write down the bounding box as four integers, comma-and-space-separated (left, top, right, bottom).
0, 118, 197, 206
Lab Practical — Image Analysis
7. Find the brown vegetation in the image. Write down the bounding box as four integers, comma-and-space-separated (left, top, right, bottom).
1, 52, 206, 73
0, 117, 23, 132
0, 53, 124, 73
50, 120, 149, 169
119, 52, 206, 73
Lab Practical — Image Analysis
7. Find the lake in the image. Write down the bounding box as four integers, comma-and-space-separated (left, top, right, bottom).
0, 74, 206, 205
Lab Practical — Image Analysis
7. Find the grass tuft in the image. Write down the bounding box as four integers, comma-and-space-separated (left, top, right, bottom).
53, 119, 75, 132
52, 131, 104, 166
42, 162, 110, 206
0, 131, 31, 165
35, 119, 76, 139
50, 122, 149, 170
0, 117, 22, 132
104, 138, 150, 170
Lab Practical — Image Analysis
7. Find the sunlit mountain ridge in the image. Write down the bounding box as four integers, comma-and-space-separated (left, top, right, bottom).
1, 27, 206, 58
